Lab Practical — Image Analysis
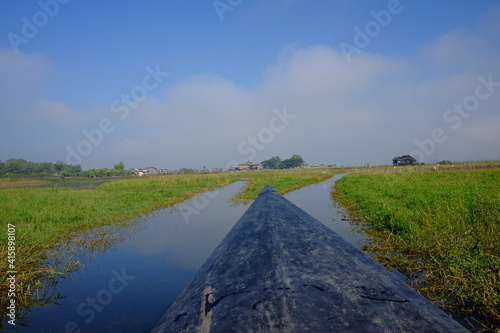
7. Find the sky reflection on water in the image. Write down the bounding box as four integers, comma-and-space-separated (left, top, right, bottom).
7, 176, 364, 333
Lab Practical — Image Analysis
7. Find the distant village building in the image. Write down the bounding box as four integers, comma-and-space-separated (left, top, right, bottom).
235, 159, 261, 171
310, 163, 326, 168
135, 167, 158, 176
392, 155, 416, 166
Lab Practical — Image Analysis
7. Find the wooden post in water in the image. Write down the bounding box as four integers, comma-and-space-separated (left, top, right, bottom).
152, 185, 469, 333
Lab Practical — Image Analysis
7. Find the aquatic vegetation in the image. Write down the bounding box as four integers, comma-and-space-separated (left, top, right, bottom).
234, 168, 343, 202
334, 166, 500, 331
0, 168, 342, 319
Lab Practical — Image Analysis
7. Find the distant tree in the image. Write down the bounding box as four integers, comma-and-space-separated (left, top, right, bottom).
37, 162, 55, 175
61, 170, 73, 177
4, 159, 19, 176
114, 161, 125, 171
281, 154, 304, 169
261, 156, 282, 169
179, 168, 195, 174
0, 159, 70, 177
438, 160, 452, 165
0, 158, 131, 178
62, 164, 82, 176
99, 168, 112, 177
83, 169, 96, 178
54, 161, 65, 172
4, 158, 29, 175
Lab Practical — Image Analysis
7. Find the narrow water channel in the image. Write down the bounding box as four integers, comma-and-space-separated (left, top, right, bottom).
6, 175, 365, 333
283, 174, 365, 248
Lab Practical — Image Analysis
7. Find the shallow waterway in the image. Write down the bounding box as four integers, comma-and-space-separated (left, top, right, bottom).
7, 174, 366, 333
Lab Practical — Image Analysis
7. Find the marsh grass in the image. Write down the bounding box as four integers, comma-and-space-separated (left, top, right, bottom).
0, 173, 238, 319
0, 168, 342, 318
233, 167, 344, 202
0, 178, 52, 189
334, 167, 500, 331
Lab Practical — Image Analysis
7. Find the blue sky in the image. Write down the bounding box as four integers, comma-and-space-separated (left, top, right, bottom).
1, 1, 499, 170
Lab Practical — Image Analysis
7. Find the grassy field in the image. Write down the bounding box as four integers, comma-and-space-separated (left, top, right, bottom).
234, 167, 342, 202
0, 168, 342, 312
334, 166, 500, 330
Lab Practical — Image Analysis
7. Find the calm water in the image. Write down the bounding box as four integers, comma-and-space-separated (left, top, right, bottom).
5, 174, 365, 333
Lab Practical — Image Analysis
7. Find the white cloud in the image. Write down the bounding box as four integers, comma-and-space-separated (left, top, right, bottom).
0, 49, 52, 90
1, 12, 499, 168
461, 115, 500, 143
421, 30, 499, 77
31, 100, 84, 128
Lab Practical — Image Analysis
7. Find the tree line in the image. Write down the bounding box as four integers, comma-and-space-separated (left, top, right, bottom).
261, 154, 305, 169
0, 159, 132, 178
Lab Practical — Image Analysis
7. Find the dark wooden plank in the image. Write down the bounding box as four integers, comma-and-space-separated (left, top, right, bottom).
152, 185, 469, 332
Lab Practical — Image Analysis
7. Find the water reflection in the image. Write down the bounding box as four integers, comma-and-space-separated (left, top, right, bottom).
120, 183, 251, 270
5, 176, 366, 333
284, 173, 365, 248
5, 182, 249, 333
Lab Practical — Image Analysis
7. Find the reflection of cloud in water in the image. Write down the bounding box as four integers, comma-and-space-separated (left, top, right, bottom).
121, 182, 250, 269
17, 176, 371, 333
284, 174, 366, 249
122, 176, 368, 271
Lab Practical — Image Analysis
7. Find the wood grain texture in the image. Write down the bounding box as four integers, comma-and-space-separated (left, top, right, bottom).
152, 185, 469, 333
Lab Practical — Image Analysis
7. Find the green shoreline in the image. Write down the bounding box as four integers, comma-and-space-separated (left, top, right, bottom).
3, 164, 498, 331
333, 164, 500, 331
0, 168, 343, 317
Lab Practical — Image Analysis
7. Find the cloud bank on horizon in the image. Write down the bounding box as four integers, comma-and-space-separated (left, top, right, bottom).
0, 1, 499, 170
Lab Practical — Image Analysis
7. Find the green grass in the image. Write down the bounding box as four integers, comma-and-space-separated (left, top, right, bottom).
0, 173, 238, 316
334, 167, 500, 330
234, 167, 343, 201
0, 174, 235, 247
0, 168, 343, 314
